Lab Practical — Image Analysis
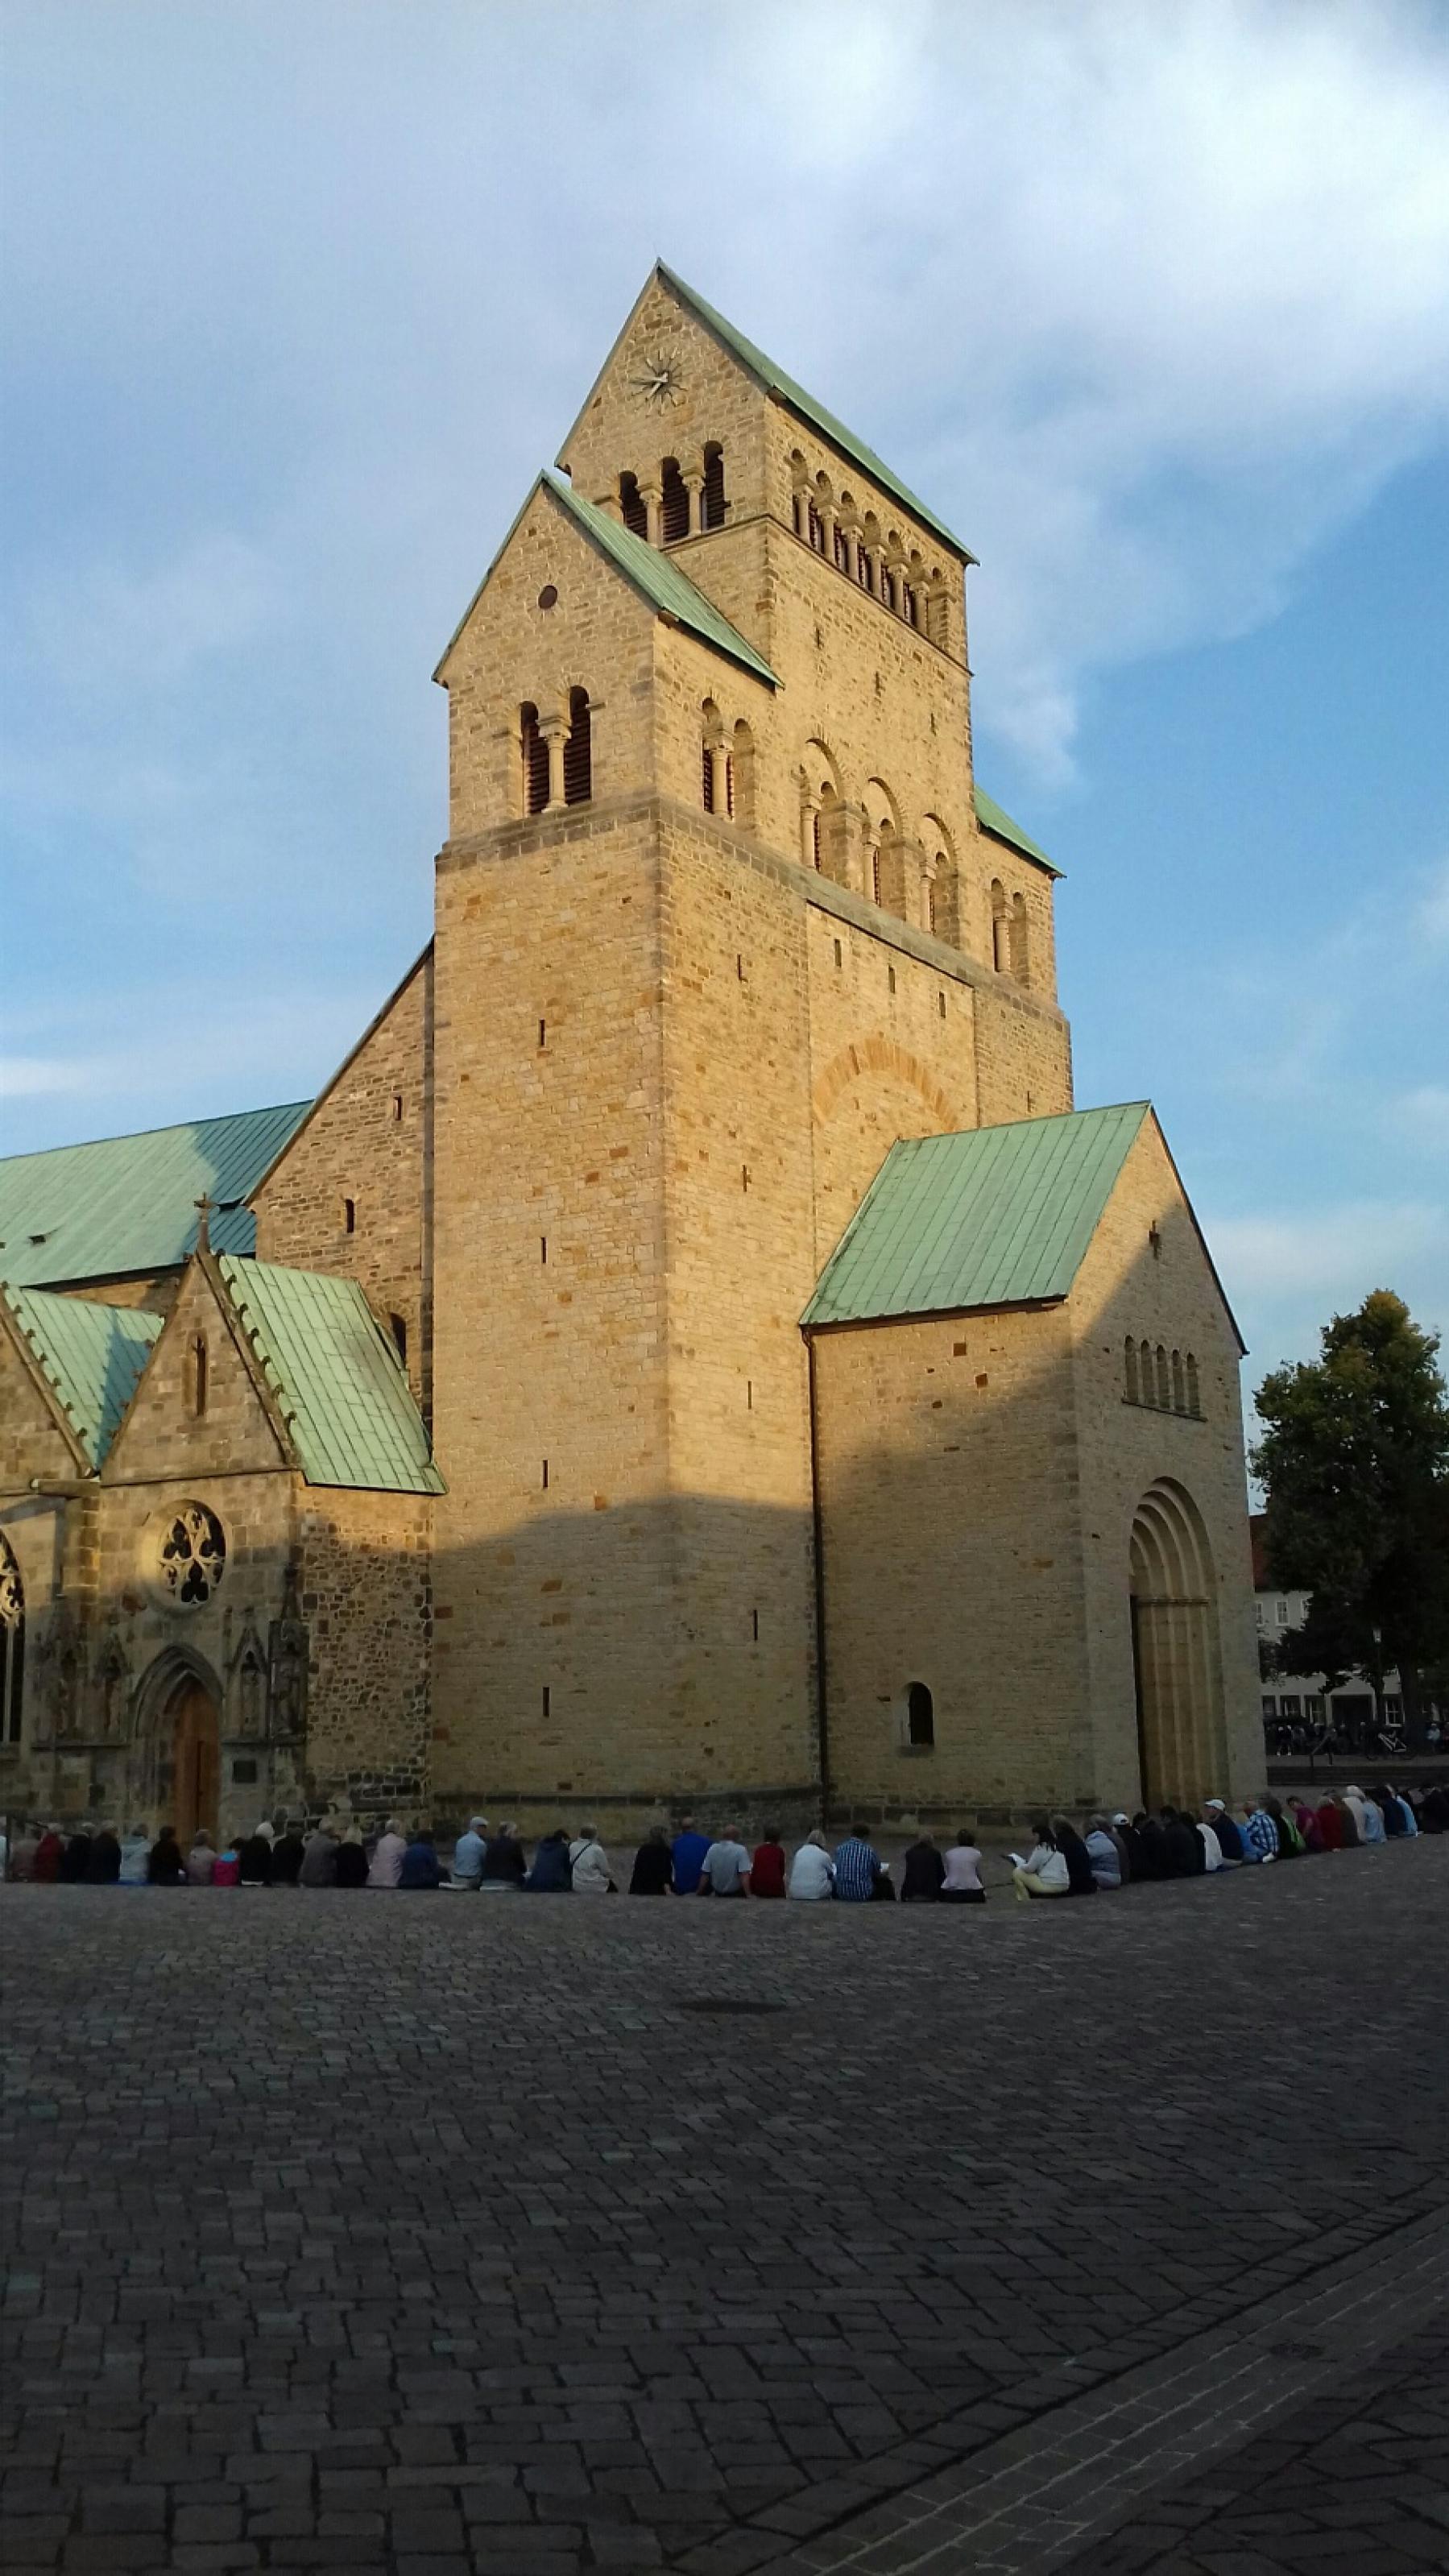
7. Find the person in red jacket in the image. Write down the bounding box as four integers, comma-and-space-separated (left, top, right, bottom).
1314, 1795, 1344, 1849
32, 1826, 64, 1882
750, 1826, 787, 1898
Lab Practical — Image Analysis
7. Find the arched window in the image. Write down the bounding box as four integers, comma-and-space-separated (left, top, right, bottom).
807, 499, 825, 552
189, 1334, 209, 1420
702, 444, 726, 529
1010, 891, 1030, 987
660, 458, 689, 544
1172, 1349, 1186, 1413
520, 702, 549, 815
1186, 1354, 1201, 1418
732, 721, 756, 832
342, 1196, 356, 1235
1125, 1337, 1141, 1403
0, 1533, 24, 1746
563, 688, 591, 804
619, 472, 648, 538
991, 880, 1010, 973
1156, 1344, 1171, 1410
879, 564, 895, 613
900, 579, 918, 626
906, 1681, 934, 1748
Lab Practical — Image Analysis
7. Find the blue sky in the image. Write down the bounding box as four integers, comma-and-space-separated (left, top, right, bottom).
3, 0, 1447, 1409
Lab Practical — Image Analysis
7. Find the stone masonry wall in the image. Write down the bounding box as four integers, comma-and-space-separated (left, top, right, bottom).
251, 949, 433, 1414
297, 1486, 432, 1824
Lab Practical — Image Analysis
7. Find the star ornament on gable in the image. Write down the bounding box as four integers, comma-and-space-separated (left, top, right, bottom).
630, 347, 685, 408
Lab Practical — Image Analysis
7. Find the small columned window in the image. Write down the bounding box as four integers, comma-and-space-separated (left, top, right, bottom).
520, 702, 549, 815
563, 688, 592, 804
660, 458, 689, 544
0, 1533, 24, 1746
619, 472, 648, 538
702, 444, 726, 529
1155, 1344, 1171, 1409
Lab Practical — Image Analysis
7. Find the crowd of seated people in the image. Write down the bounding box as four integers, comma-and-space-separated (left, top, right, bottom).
3, 1781, 1443, 1899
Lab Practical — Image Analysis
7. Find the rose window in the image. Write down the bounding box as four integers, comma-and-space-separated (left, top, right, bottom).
158, 1504, 226, 1606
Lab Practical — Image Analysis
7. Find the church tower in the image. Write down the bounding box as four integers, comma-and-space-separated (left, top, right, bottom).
428, 265, 1073, 1825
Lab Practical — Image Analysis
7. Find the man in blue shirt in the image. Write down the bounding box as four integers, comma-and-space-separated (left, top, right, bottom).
1240, 1798, 1278, 1862
832, 1824, 883, 1901
450, 1816, 488, 1887
671, 1816, 711, 1896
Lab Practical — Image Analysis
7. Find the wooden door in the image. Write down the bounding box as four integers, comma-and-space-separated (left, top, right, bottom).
170, 1684, 220, 1843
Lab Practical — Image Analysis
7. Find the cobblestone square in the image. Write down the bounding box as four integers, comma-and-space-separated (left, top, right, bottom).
3, 1843, 1446, 2573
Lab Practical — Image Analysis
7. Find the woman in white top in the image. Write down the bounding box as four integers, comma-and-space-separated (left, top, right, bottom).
1012, 1819, 1070, 1901
569, 1828, 613, 1894
940, 1834, 986, 1904
788, 1830, 835, 1899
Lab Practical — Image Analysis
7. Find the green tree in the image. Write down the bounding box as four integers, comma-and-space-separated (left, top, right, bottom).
1252, 1291, 1449, 1740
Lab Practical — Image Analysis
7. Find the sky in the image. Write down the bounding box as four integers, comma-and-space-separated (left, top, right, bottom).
2, 0, 1447, 1420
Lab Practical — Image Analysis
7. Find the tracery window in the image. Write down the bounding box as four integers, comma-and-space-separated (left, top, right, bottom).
0, 1534, 23, 1745
157, 1503, 227, 1609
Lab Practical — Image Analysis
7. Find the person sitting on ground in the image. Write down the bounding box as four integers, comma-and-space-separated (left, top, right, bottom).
213, 1838, 242, 1887
1265, 1795, 1302, 1855
33, 1824, 65, 1883
8, 1822, 40, 1882
1195, 1810, 1224, 1871
271, 1822, 305, 1886
831, 1822, 883, 1902
1106, 1814, 1136, 1882
1012, 1820, 1070, 1901
1054, 1817, 1099, 1895
59, 1826, 93, 1883
1159, 1807, 1200, 1878
335, 1826, 370, 1888
450, 1816, 489, 1889
940, 1830, 987, 1904
900, 1833, 946, 1902
787, 1829, 834, 1900
1132, 1810, 1167, 1880
628, 1826, 674, 1894
238, 1822, 276, 1886
366, 1818, 408, 1886
1388, 1783, 1418, 1837
185, 1831, 217, 1886
1290, 1795, 1324, 1852
569, 1824, 613, 1895
750, 1825, 787, 1899
147, 1826, 186, 1885
482, 1822, 527, 1886
1339, 1783, 1369, 1837
85, 1825, 122, 1884
670, 1816, 711, 1896
298, 1822, 340, 1888
1372, 1780, 1406, 1838
1333, 1794, 1361, 1849
1358, 1789, 1387, 1845
525, 1827, 573, 1891
1314, 1793, 1344, 1850
1418, 1783, 1449, 1833
698, 1826, 753, 1896
1085, 1817, 1123, 1889
1203, 1798, 1244, 1865
1240, 1796, 1279, 1863
398, 1825, 443, 1889
118, 1824, 151, 1886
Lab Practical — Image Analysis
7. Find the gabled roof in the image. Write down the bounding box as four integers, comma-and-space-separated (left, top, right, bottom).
0, 1102, 311, 1289
803, 1104, 1152, 1327
975, 785, 1061, 879
2, 1283, 162, 1469
655, 263, 975, 565
435, 472, 780, 690
544, 474, 779, 685
217, 1255, 444, 1494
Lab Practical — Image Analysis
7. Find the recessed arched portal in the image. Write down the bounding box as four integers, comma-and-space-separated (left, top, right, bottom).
1128, 1478, 1226, 1809
132, 1648, 223, 1842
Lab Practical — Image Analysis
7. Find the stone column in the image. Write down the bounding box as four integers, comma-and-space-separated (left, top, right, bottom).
683, 469, 705, 536
820, 503, 838, 564
640, 478, 664, 548
842, 522, 862, 583
820, 801, 869, 898
540, 715, 568, 811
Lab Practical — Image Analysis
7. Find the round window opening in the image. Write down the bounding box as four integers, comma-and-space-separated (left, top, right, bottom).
157, 1502, 226, 1607
536, 583, 558, 611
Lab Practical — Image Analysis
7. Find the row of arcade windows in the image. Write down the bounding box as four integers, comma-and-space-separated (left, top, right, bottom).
700, 701, 756, 831
619, 447, 727, 544
520, 691, 593, 815
1125, 1339, 1203, 1418
791, 456, 947, 644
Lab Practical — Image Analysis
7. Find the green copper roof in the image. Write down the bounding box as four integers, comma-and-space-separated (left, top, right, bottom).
0, 1102, 311, 1289
542, 474, 779, 686
2, 1284, 161, 1468
217, 1255, 444, 1494
658, 263, 975, 565
975, 786, 1060, 877
803, 1104, 1151, 1327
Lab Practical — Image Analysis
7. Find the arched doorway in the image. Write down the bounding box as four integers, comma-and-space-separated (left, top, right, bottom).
1128, 1479, 1227, 1809
169, 1682, 220, 1843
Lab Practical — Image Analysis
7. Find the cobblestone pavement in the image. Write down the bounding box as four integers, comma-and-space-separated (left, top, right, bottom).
2, 1841, 1445, 2574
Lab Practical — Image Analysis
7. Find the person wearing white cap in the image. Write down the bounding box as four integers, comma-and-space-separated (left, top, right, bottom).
449, 1816, 489, 1888
1106, 1814, 1136, 1882
1202, 1798, 1244, 1865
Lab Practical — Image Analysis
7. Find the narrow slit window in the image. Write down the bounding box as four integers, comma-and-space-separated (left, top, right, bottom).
391, 1091, 404, 1121
542, 1458, 549, 1490
542, 1684, 551, 1718
540, 1236, 548, 1264
342, 1197, 356, 1234
538, 1018, 547, 1049
751, 1608, 760, 1642
390, 1314, 408, 1365
191, 1335, 209, 1419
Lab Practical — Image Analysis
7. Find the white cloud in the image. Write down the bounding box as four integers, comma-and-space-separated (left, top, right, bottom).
0, 1054, 91, 1100
1210, 1199, 1449, 1304
1399, 1084, 1449, 1145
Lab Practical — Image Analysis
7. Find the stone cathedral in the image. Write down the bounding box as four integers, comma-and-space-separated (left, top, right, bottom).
0, 265, 1260, 1845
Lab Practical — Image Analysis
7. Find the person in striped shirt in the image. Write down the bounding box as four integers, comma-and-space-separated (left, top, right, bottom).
832, 1824, 884, 1901
1240, 1797, 1279, 1862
